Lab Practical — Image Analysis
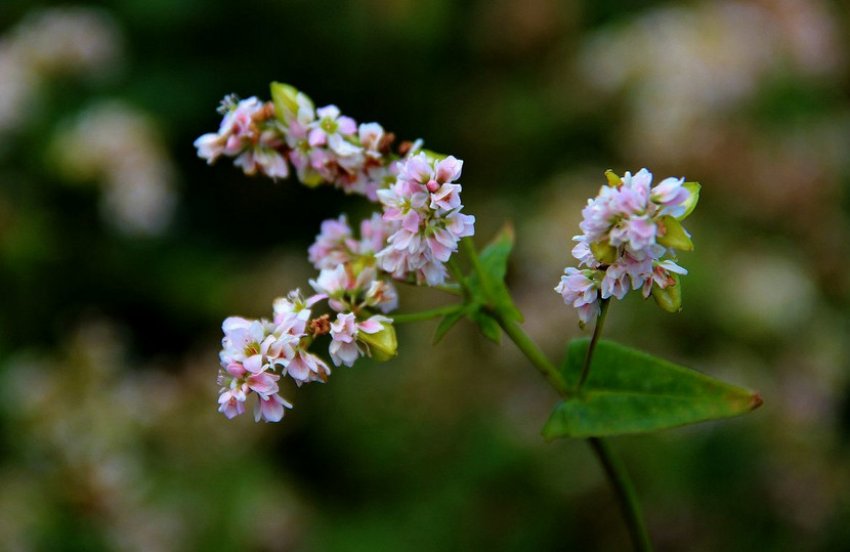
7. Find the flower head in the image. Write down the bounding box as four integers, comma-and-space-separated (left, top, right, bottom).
194, 96, 289, 180
376, 153, 475, 286
557, 169, 698, 325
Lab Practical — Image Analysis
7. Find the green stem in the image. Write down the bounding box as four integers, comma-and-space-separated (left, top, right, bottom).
588, 438, 653, 552
392, 305, 462, 324
454, 241, 651, 551
462, 237, 493, 299
494, 313, 570, 396
397, 278, 463, 296
578, 297, 610, 389
578, 300, 653, 552
435, 283, 463, 296
446, 257, 468, 295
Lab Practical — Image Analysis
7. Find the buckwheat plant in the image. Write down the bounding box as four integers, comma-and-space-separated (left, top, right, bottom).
197, 82, 762, 551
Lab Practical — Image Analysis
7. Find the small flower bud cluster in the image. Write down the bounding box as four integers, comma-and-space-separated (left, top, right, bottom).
217, 288, 396, 422
556, 168, 698, 327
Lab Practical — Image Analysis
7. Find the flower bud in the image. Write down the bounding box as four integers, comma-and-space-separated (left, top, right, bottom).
590, 240, 618, 264
657, 216, 693, 251
270, 81, 312, 125
651, 274, 682, 313
604, 169, 622, 187
358, 323, 398, 361
676, 182, 701, 221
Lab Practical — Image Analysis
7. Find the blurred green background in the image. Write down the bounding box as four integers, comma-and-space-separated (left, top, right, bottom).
1, 0, 849, 550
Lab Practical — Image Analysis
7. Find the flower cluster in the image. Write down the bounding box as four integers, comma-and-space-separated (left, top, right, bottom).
556, 168, 699, 326
195, 84, 399, 200
217, 288, 395, 422
196, 82, 476, 287
376, 153, 476, 285
198, 82, 477, 421
194, 95, 289, 180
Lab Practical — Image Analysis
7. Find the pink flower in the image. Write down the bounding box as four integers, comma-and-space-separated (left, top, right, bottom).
328, 312, 394, 367
254, 393, 293, 423
329, 312, 360, 367
218, 386, 247, 419
308, 215, 355, 270
651, 177, 690, 217
556, 268, 600, 307
220, 317, 268, 374
363, 279, 398, 313
555, 267, 602, 327
287, 350, 331, 385
246, 370, 280, 397
609, 215, 656, 252
641, 259, 688, 297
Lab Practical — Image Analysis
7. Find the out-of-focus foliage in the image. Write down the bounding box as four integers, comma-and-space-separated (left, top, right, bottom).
1, 0, 849, 550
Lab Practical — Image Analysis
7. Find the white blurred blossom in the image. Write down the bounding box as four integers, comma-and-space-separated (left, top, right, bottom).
51, 101, 178, 236
578, 0, 843, 159
9, 7, 121, 77
0, 7, 122, 134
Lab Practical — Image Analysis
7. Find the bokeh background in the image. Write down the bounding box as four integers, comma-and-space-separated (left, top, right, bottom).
1, 0, 849, 550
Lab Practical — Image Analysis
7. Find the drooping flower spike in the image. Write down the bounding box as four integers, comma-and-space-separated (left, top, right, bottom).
556, 168, 700, 327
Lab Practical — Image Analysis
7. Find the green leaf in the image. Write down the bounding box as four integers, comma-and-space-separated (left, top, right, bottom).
676, 182, 700, 221
467, 225, 523, 323
433, 307, 466, 345
542, 339, 762, 439
470, 310, 502, 344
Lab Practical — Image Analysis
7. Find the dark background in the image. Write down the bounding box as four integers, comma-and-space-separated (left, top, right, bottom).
1, 1, 849, 550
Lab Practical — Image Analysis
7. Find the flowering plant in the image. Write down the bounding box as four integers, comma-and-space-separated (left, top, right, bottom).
196, 82, 762, 551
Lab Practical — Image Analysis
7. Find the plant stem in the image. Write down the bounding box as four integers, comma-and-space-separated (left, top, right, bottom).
435, 283, 463, 296
494, 313, 570, 396
578, 300, 653, 551
397, 278, 463, 296
451, 240, 651, 551
462, 237, 493, 298
588, 438, 653, 552
446, 257, 468, 295
392, 305, 462, 324
578, 297, 610, 389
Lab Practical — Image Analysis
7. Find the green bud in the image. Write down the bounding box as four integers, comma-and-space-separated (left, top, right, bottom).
590, 240, 618, 264
270, 81, 313, 125
651, 274, 682, 313
604, 169, 622, 187
300, 170, 324, 188
359, 323, 398, 362
676, 182, 701, 221
421, 149, 447, 162
657, 216, 693, 251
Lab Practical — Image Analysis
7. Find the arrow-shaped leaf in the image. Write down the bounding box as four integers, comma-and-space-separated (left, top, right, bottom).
543, 339, 762, 439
